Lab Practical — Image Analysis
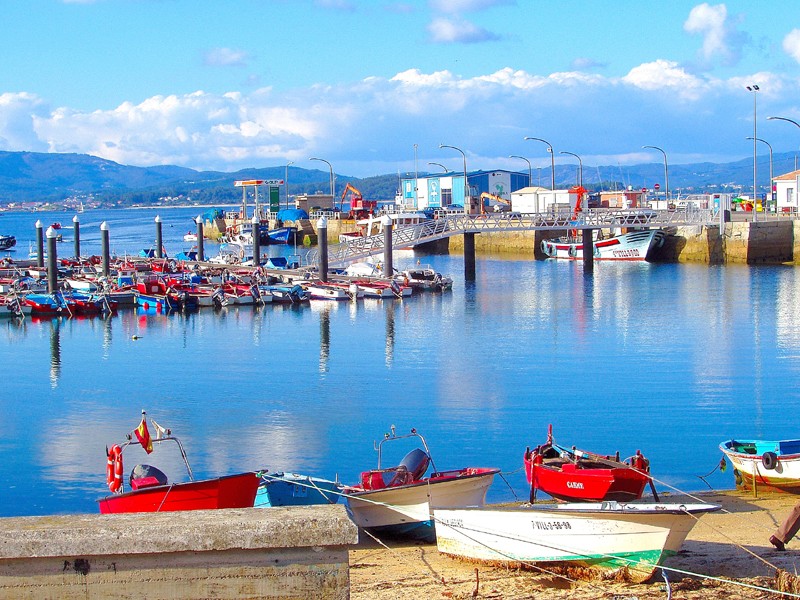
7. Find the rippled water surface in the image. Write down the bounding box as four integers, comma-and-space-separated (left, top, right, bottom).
1, 208, 798, 516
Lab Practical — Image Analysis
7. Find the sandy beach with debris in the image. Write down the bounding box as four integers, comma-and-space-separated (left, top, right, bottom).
349, 490, 800, 599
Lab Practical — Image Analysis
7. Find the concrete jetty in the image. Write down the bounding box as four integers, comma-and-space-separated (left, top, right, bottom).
0, 504, 357, 599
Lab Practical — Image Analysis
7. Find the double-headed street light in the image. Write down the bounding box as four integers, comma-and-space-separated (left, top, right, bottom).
309, 157, 335, 209
508, 155, 532, 187
642, 145, 669, 207
439, 144, 468, 213
559, 151, 582, 188
747, 136, 773, 213
524, 137, 555, 190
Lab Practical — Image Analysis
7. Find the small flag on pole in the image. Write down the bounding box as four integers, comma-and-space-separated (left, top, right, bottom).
135, 415, 153, 454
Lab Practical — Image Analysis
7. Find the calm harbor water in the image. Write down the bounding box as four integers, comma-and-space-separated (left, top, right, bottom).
1, 207, 798, 516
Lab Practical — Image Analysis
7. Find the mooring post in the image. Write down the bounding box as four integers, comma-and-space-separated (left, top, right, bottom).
464, 232, 476, 281
155, 215, 163, 259
100, 221, 110, 277
382, 214, 393, 277
46, 226, 58, 294
35, 220, 44, 268
252, 214, 261, 266
72, 215, 80, 259
582, 228, 594, 273
317, 216, 328, 282
196, 216, 204, 262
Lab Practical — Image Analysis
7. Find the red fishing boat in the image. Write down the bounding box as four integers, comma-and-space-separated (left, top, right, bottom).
98, 412, 259, 514
523, 425, 655, 503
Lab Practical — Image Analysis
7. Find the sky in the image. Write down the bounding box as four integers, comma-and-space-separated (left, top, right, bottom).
2, 0, 800, 178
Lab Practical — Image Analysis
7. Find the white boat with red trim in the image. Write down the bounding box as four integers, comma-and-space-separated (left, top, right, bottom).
541, 229, 665, 261
344, 426, 499, 541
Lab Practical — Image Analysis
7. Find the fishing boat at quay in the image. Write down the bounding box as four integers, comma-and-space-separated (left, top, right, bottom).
433, 501, 720, 583
719, 438, 800, 492
524, 425, 654, 502
344, 426, 500, 541
540, 228, 666, 261
98, 413, 259, 514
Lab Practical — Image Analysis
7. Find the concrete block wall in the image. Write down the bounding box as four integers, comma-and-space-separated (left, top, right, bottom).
0, 505, 357, 600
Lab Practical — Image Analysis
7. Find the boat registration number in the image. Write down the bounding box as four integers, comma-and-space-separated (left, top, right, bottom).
532, 520, 572, 531
611, 249, 640, 258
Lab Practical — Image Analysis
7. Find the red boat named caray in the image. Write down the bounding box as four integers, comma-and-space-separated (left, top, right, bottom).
98, 411, 258, 514
523, 425, 656, 503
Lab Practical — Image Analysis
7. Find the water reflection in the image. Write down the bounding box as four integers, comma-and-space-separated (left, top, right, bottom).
384, 304, 395, 367
49, 318, 61, 389
319, 305, 330, 374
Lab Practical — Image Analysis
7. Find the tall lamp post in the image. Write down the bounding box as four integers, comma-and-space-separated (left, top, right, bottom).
559, 151, 582, 188
439, 144, 468, 213
309, 157, 335, 209
413, 144, 419, 209
508, 155, 532, 187
428, 162, 449, 173
524, 137, 555, 190
284, 161, 293, 210
746, 85, 759, 220
747, 136, 773, 213
642, 145, 669, 208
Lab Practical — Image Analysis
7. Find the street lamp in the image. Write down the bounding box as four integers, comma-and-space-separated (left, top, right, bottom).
285, 161, 293, 210
428, 162, 449, 173
747, 85, 759, 220
642, 145, 669, 207
524, 137, 555, 190
768, 116, 800, 211
747, 137, 773, 213
508, 155, 532, 187
309, 157, 335, 209
559, 151, 582, 188
413, 144, 419, 209
439, 144, 469, 213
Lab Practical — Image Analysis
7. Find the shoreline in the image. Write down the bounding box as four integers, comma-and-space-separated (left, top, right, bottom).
349, 489, 800, 599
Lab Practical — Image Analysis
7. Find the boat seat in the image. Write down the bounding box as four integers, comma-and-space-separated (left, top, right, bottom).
129, 464, 168, 490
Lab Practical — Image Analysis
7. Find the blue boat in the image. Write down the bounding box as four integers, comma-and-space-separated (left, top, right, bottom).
265, 227, 295, 245
254, 472, 341, 508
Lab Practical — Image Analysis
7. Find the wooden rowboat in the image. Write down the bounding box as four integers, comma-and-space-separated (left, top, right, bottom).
720, 438, 800, 492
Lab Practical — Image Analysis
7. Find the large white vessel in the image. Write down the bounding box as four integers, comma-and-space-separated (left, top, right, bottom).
541, 229, 665, 261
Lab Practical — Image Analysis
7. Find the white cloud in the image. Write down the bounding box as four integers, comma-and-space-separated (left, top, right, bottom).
203, 47, 250, 67
783, 29, 800, 64
622, 60, 707, 99
427, 16, 500, 43
428, 0, 514, 13
683, 3, 747, 68
3, 63, 800, 177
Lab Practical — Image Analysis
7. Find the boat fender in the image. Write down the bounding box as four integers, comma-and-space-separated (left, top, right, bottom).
540, 240, 550, 256
568, 246, 577, 258
107, 444, 123, 493
762, 451, 778, 470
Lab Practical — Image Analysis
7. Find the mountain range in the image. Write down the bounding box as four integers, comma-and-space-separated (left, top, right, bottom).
0, 150, 797, 207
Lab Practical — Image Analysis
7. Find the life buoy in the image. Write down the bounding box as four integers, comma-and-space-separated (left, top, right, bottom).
106, 444, 123, 493
762, 451, 778, 470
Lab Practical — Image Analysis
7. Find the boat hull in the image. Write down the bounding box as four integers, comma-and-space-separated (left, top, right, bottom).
720, 439, 800, 491
530, 463, 649, 502
346, 469, 498, 541
98, 472, 259, 514
541, 229, 665, 261
434, 502, 719, 583
255, 472, 341, 507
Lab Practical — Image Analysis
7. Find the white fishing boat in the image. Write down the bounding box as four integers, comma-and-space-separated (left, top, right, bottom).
541, 228, 665, 261
719, 438, 800, 491
345, 427, 500, 541
305, 282, 354, 301
434, 501, 719, 583
398, 266, 453, 291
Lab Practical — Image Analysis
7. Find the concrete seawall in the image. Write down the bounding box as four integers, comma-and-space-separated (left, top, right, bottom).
0, 505, 357, 599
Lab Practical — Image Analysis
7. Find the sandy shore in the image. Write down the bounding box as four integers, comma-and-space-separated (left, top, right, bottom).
349, 490, 800, 599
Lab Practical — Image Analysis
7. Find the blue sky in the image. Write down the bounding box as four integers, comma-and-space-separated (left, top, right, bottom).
2, 0, 800, 177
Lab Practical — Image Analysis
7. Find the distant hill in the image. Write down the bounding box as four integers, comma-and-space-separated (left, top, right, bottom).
0, 150, 796, 207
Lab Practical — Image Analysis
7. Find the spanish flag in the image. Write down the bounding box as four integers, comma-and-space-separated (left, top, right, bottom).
135, 417, 153, 454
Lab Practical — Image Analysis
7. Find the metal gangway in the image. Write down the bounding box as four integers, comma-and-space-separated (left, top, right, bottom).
307, 207, 721, 267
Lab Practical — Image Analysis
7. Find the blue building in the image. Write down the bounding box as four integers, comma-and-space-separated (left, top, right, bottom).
400, 170, 530, 212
